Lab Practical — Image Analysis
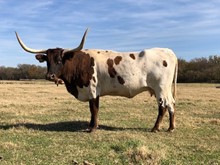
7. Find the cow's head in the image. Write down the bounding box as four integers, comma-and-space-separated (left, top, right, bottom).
15, 29, 88, 84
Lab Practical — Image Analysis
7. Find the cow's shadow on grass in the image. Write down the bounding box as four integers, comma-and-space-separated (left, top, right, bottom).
0, 121, 148, 132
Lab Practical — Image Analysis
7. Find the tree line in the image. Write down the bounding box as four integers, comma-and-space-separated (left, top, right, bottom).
0, 55, 220, 82
178, 55, 220, 83
0, 64, 46, 80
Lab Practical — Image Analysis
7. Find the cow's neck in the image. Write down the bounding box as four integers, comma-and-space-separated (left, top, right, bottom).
62, 78, 79, 99
60, 51, 95, 99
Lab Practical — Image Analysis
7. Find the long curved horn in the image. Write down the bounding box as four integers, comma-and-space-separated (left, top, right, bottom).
63, 28, 89, 54
15, 32, 47, 54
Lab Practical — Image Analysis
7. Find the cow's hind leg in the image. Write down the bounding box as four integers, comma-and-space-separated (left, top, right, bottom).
167, 104, 175, 132
151, 98, 167, 132
88, 96, 99, 132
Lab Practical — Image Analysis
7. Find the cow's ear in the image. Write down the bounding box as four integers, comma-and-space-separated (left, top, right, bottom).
35, 54, 47, 63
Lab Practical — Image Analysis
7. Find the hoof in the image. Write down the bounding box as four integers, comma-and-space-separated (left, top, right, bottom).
85, 128, 96, 133
85, 125, 99, 133
151, 127, 160, 133
167, 127, 174, 132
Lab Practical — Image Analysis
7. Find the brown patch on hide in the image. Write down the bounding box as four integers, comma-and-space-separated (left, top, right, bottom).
107, 58, 114, 67
129, 53, 135, 60
139, 51, 145, 57
107, 58, 117, 78
114, 56, 122, 65
117, 76, 125, 85
163, 60, 168, 67
92, 76, 96, 83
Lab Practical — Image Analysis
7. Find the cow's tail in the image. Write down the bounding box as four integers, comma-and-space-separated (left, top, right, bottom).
173, 60, 178, 100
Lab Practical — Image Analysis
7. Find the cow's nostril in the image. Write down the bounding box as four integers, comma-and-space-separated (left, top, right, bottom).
50, 74, 55, 79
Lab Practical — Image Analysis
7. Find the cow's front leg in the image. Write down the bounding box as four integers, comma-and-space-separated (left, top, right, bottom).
88, 96, 99, 132
151, 101, 167, 132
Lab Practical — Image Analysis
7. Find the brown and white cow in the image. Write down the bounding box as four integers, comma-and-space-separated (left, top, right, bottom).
15, 29, 178, 132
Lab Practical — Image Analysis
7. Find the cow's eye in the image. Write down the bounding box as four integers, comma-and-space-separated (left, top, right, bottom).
56, 57, 62, 64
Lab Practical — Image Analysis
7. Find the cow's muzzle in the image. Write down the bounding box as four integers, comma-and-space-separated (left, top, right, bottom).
46, 73, 55, 81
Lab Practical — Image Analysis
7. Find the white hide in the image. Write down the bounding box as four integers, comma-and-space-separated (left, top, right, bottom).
76, 48, 178, 112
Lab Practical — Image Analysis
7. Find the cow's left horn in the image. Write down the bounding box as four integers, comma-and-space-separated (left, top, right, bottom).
15, 32, 47, 54
63, 28, 89, 54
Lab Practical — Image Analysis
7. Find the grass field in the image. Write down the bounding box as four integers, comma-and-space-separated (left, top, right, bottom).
0, 81, 219, 165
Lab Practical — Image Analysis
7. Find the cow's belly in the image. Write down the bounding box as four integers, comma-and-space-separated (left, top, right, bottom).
97, 75, 148, 98
101, 87, 147, 98
73, 72, 149, 101
100, 83, 148, 98
75, 83, 148, 102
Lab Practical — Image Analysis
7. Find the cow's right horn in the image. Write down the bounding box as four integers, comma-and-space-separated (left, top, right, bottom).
15, 32, 47, 54
63, 28, 89, 54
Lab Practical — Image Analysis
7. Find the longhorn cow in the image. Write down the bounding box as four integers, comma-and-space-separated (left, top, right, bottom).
15, 29, 178, 132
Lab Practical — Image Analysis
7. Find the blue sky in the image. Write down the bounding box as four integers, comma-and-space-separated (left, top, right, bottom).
1, 0, 220, 66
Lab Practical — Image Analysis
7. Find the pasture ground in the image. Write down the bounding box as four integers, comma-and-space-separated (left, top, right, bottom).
0, 81, 219, 164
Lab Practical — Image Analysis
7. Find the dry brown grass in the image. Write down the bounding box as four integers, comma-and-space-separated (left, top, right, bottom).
0, 81, 219, 164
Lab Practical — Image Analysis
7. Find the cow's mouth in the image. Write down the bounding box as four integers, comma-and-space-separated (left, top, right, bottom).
47, 74, 64, 86
54, 78, 64, 86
